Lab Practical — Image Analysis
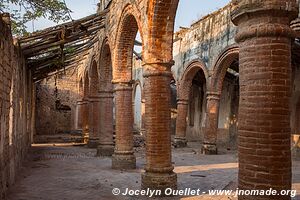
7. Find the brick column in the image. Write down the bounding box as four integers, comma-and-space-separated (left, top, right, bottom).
87, 96, 100, 148
112, 82, 136, 169
75, 100, 84, 131
202, 92, 220, 155
141, 64, 177, 191
231, 1, 298, 200
97, 91, 114, 156
81, 99, 89, 143
174, 99, 188, 147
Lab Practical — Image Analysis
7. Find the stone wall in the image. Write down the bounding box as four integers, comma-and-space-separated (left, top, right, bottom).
35, 68, 80, 136
0, 14, 34, 199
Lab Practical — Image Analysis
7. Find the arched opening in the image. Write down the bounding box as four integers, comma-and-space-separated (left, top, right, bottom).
87, 60, 100, 148
99, 43, 113, 92
112, 7, 144, 169
291, 48, 300, 153
211, 47, 239, 151
132, 30, 144, 135
83, 72, 90, 99
175, 61, 208, 147
97, 41, 114, 156
170, 77, 178, 136
89, 61, 99, 96
75, 78, 84, 131
114, 13, 140, 82
187, 70, 207, 140
99, 42, 114, 124
218, 59, 239, 149
133, 82, 142, 133
82, 71, 90, 143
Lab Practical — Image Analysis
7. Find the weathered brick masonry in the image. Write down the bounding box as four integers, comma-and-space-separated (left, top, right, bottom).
232, 0, 298, 199
0, 14, 34, 199
35, 68, 80, 138
21, 0, 300, 198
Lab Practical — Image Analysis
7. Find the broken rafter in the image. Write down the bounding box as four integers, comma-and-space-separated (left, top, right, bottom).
19, 9, 108, 43
19, 9, 108, 80
23, 25, 103, 56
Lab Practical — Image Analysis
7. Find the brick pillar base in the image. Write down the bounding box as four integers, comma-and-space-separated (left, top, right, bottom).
112, 153, 136, 170
231, 1, 298, 200
174, 99, 188, 148
141, 171, 177, 193
112, 83, 136, 169
97, 91, 114, 157
141, 67, 177, 192
202, 92, 220, 155
97, 142, 114, 157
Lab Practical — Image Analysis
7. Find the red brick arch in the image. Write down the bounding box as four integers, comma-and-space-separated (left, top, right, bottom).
99, 38, 113, 91
145, 0, 179, 63
113, 4, 144, 82
89, 60, 99, 96
178, 59, 209, 100
211, 45, 239, 93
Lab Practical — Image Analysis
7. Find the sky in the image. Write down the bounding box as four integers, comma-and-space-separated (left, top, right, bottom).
24, 0, 231, 33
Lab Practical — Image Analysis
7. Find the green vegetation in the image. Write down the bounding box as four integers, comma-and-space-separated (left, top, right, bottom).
0, 0, 71, 36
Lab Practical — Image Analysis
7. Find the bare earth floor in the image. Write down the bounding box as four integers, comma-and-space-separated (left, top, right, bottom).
7, 143, 300, 200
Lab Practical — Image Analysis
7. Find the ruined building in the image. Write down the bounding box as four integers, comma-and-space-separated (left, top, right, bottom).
1, 0, 300, 200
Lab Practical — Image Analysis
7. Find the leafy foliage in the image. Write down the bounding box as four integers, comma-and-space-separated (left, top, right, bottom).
0, 0, 71, 36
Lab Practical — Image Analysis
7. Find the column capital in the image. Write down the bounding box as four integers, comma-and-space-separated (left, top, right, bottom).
231, 1, 298, 42
112, 79, 134, 85
82, 98, 89, 102
88, 95, 102, 99
142, 60, 174, 78
98, 90, 114, 98
112, 81, 133, 92
177, 99, 189, 105
231, 1, 298, 24
88, 97, 101, 103
206, 92, 221, 100
143, 70, 173, 78
76, 99, 84, 104
142, 60, 175, 67
291, 18, 300, 32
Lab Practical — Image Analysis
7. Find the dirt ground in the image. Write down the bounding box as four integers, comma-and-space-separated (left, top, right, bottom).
7, 142, 300, 200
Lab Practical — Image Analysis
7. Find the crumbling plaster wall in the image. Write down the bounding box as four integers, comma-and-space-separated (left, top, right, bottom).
172, 5, 238, 145
172, 5, 236, 81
